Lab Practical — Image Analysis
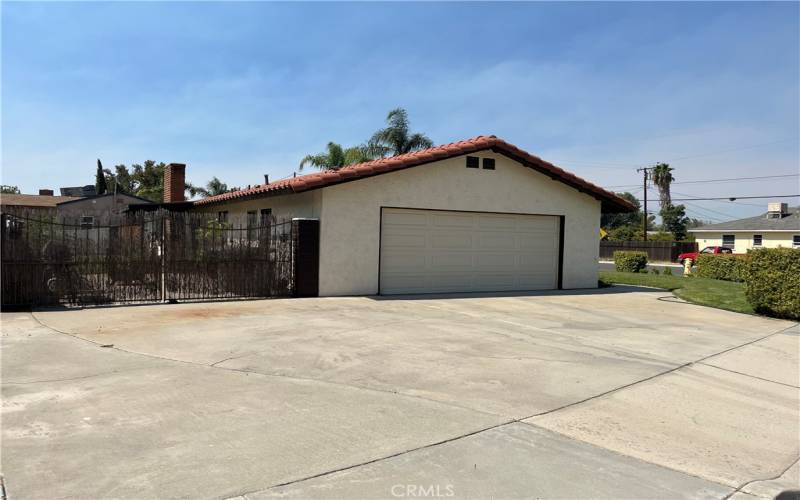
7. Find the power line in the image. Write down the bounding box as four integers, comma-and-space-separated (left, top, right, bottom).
671, 194, 799, 201
554, 138, 798, 170
605, 173, 800, 189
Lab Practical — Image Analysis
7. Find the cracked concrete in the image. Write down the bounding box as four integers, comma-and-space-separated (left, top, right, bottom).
2, 290, 798, 499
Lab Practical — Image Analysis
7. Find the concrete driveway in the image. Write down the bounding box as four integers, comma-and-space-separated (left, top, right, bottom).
2, 287, 798, 499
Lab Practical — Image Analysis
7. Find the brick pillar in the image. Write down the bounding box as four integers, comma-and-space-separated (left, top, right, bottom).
163, 163, 186, 203
292, 218, 320, 297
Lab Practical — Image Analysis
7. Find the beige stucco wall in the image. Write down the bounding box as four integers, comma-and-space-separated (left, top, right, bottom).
692, 231, 798, 253
193, 190, 322, 226
58, 194, 150, 224
317, 151, 602, 296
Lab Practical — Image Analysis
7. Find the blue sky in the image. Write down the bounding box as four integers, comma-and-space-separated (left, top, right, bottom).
3, 1, 798, 221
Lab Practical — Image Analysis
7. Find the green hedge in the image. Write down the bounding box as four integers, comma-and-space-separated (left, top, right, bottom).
695, 254, 749, 282
744, 248, 800, 320
614, 251, 648, 273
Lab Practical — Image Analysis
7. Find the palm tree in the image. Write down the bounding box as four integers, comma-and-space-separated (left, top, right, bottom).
299, 142, 373, 171
188, 177, 241, 198
368, 108, 433, 157
651, 162, 674, 208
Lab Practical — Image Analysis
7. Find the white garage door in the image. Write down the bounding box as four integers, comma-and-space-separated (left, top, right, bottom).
379, 208, 560, 294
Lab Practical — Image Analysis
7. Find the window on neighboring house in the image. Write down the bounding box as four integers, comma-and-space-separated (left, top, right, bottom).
793, 235, 800, 248
80, 215, 94, 228
465, 156, 479, 169
722, 234, 735, 249
482, 158, 495, 170
753, 235, 762, 247
217, 211, 228, 223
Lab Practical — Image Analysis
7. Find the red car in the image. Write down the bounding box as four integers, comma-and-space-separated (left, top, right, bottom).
678, 245, 740, 264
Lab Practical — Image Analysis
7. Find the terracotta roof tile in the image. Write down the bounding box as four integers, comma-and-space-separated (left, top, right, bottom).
193, 135, 636, 212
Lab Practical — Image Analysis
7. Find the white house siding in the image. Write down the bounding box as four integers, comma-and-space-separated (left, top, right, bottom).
193, 190, 322, 226
317, 151, 601, 296
693, 231, 798, 253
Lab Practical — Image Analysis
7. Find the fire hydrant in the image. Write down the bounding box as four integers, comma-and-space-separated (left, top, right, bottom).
683, 258, 693, 276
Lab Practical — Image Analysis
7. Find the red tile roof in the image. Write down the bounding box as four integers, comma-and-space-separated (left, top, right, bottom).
194, 135, 636, 212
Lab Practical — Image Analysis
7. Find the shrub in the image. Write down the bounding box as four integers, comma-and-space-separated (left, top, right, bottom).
663, 267, 673, 276
650, 268, 660, 275
695, 254, 748, 282
744, 248, 800, 320
614, 251, 648, 273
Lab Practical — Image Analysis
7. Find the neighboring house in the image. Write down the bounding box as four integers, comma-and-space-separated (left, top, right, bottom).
689, 203, 800, 252
60, 185, 97, 197
182, 135, 633, 296
56, 193, 155, 226
1, 190, 82, 217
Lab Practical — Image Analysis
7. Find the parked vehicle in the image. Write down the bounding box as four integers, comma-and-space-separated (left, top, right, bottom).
678, 246, 741, 264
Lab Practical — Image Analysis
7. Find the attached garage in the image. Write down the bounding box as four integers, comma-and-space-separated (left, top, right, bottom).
379, 208, 561, 294
192, 135, 635, 296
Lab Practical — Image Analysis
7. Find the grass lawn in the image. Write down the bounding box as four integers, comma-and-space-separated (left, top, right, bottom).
599, 270, 754, 315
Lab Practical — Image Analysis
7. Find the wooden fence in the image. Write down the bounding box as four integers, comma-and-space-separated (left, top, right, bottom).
599, 240, 698, 263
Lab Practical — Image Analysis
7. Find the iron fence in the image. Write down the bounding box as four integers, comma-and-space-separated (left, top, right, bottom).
1, 211, 294, 307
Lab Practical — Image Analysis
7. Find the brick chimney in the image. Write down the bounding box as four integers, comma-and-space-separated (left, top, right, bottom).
39, 189, 54, 196
163, 163, 186, 203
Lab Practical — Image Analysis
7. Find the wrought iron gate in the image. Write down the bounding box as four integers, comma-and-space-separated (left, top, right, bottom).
1, 211, 294, 307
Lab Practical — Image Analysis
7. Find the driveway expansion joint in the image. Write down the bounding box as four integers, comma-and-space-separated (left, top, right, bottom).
1, 365, 153, 386
697, 361, 800, 389
722, 456, 800, 500
516, 420, 736, 491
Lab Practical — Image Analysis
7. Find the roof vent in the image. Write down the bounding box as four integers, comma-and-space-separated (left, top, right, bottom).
767, 202, 788, 219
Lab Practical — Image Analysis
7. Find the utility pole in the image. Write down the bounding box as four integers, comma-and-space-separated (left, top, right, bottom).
636, 166, 655, 241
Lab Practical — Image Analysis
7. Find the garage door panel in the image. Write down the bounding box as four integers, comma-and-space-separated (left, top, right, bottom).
516, 217, 558, 232
382, 210, 429, 226
431, 232, 473, 249
518, 234, 559, 249
475, 234, 516, 249
432, 213, 473, 228
380, 252, 427, 270
519, 253, 558, 268
476, 215, 516, 230
381, 209, 560, 294
381, 232, 427, 249
475, 253, 519, 269
430, 252, 472, 268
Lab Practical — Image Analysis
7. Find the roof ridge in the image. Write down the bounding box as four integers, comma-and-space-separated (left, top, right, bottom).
193, 135, 635, 213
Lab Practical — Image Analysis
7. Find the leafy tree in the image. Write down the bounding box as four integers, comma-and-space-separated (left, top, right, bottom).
368, 108, 433, 157
607, 225, 642, 241
648, 231, 675, 241
1, 185, 20, 194
660, 203, 690, 240
188, 177, 241, 198
651, 162, 674, 208
687, 217, 710, 229
601, 192, 642, 229
602, 191, 662, 241
299, 142, 373, 171
95, 159, 108, 195
102, 161, 167, 202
